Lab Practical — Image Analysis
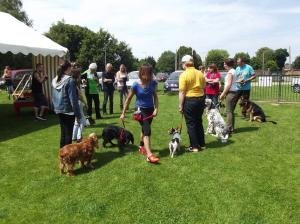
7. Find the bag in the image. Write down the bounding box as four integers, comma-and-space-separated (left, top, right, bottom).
133, 107, 142, 121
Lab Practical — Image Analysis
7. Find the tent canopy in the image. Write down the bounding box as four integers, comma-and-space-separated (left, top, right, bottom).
0, 12, 68, 57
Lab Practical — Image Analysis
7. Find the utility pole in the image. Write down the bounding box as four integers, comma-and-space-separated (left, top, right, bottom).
175, 49, 177, 71
262, 51, 265, 75
289, 46, 292, 69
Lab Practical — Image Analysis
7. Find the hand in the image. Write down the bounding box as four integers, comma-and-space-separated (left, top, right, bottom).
219, 93, 225, 101
76, 117, 80, 124
120, 113, 125, 121
179, 105, 183, 113
152, 108, 158, 117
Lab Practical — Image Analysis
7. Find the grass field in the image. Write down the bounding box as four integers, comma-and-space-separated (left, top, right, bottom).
0, 85, 300, 224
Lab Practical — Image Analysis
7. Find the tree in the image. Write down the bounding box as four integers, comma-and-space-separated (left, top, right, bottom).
138, 56, 156, 71
254, 47, 274, 69
46, 23, 135, 72
0, 0, 32, 26
234, 52, 250, 64
250, 56, 261, 70
265, 60, 279, 72
293, 56, 300, 69
176, 46, 202, 69
46, 21, 94, 62
274, 48, 289, 70
205, 49, 229, 70
156, 51, 176, 73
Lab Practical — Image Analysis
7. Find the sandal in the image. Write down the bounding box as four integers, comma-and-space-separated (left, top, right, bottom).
146, 154, 160, 163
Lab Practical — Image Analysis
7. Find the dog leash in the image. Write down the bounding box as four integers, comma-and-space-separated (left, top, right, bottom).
119, 119, 126, 141
179, 113, 184, 134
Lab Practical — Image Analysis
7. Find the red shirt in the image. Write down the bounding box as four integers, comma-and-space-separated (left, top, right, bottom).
205, 72, 221, 95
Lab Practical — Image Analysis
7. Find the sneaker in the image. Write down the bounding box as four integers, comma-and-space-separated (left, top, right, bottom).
146, 154, 160, 163
138, 146, 147, 155
37, 116, 47, 121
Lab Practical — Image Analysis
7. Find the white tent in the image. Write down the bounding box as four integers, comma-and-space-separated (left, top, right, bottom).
0, 12, 67, 57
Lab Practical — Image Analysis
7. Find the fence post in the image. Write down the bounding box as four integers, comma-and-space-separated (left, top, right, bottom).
278, 72, 282, 103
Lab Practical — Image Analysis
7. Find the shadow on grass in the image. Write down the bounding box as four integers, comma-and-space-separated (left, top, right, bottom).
74, 144, 138, 175
154, 146, 186, 158
206, 139, 235, 149
0, 103, 58, 142
234, 127, 260, 133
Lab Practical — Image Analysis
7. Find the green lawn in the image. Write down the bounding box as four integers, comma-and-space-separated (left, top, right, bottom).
0, 85, 300, 224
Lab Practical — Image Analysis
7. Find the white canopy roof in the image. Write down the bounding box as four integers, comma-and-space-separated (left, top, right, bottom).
0, 12, 68, 57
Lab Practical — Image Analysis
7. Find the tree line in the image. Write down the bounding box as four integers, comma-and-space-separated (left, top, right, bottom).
1, 0, 300, 73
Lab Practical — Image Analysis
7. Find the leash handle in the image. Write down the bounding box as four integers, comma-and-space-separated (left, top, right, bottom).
121, 119, 126, 129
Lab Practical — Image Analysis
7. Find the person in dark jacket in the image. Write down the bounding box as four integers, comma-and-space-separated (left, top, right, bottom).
32, 63, 49, 120
102, 63, 115, 114
52, 60, 81, 148
81, 63, 102, 119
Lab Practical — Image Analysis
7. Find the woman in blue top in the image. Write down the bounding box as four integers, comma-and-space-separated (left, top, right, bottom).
120, 64, 159, 163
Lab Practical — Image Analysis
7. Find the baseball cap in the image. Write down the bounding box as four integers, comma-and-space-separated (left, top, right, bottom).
89, 63, 97, 70
181, 55, 193, 63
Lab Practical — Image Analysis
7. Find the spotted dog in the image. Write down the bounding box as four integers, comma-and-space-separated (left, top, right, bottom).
205, 99, 229, 143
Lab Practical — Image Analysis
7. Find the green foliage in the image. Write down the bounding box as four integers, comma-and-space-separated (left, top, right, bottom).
250, 56, 261, 70
46, 22, 135, 72
293, 56, 300, 69
156, 51, 176, 73
273, 48, 289, 70
0, 0, 32, 26
254, 47, 274, 69
234, 52, 250, 64
205, 49, 229, 70
46, 21, 94, 62
138, 56, 157, 71
176, 46, 202, 69
265, 60, 279, 72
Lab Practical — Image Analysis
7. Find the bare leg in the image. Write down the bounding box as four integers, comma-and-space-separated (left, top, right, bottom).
143, 136, 152, 156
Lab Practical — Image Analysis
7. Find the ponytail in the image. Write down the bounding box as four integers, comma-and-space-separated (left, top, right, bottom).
57, 60, 71, 82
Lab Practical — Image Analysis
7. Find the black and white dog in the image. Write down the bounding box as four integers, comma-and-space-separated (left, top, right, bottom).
102, 126, 134, 151
205, 99, 229, 143
168, 128, 181, 158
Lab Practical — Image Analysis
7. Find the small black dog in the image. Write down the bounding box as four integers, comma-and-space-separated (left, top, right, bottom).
102, 126, 134, 151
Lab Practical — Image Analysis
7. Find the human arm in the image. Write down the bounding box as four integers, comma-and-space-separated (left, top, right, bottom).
103, 73, 113, 83
34, 72, 47, 83
153, 90, 159, 116
220, 72, 233, 100
120, 89, 135, 121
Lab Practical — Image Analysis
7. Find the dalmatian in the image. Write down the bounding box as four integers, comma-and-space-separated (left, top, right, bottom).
205, 99, 229, 143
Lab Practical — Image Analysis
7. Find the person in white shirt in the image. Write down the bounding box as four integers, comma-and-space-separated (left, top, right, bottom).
116, 64, 129, 111
220, 58, 238, 134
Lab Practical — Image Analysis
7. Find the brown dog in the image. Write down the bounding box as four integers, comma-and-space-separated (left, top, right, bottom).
59, 133, 99, 176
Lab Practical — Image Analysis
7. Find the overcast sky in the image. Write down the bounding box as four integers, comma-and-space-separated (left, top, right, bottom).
22, 0, 300, 61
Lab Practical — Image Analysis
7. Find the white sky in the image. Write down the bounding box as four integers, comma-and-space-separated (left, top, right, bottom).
22, 0, 300, 61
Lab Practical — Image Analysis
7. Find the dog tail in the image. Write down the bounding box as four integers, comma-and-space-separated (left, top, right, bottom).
267, 120, 277, 124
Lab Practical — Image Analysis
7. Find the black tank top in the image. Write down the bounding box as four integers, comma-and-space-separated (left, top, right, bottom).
31, 71, 43, 94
